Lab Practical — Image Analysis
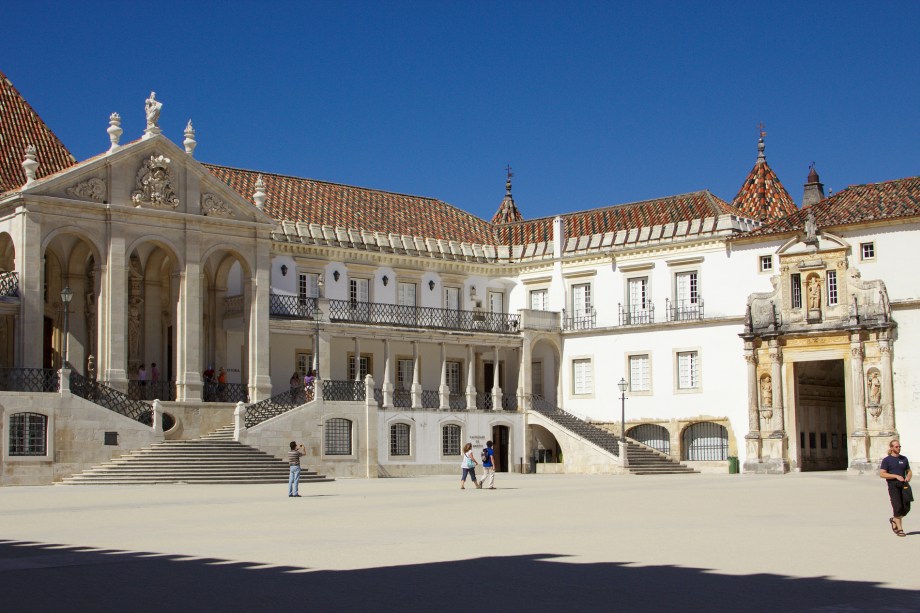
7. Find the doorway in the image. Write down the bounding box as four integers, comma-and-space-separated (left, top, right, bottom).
491, 425, 510, 472
793, 359, 848, 471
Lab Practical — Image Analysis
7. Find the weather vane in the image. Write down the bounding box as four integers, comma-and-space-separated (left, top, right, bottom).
757, 122, 766, 139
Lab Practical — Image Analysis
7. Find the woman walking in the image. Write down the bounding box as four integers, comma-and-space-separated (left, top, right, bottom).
880, 439, 912, 537
460, 442, 481, 489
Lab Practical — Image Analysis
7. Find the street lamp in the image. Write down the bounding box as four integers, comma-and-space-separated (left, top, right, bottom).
60, 286, 73, 367
617, 377, 628, 443
312, 306, 323, 379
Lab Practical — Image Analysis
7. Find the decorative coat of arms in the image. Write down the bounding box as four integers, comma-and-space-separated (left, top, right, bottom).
200, 193, 234, 218
66, 177, 107, 201
131, 155, 179, 209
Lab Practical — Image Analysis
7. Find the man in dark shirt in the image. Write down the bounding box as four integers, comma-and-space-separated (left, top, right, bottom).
879, 439, 912, 537
288, 441, 306, 498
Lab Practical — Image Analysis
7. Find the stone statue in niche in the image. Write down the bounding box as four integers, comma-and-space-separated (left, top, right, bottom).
128, 297, 143, 361
867, 371, 882, 406
86, 354, 96, 381
804, 209, 818, 244
131, 155, 179, 209
807, 276, 821, 310
145, 92, 162, 129
760, 375, 772, 407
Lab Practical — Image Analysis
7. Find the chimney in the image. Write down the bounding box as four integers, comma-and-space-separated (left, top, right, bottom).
802, 163, 825, 208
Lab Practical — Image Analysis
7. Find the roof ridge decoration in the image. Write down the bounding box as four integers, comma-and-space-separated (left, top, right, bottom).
491, 165, 524, 225
731, 126, 798, 223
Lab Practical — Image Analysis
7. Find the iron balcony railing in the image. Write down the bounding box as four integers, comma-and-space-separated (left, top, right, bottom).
269, 294, 318, 319
562, 308, 597, 331
0, 368, 58, 392
203, 382, 249, 403
666, 298, 704, 322
326, 299, 520, 334
245, 387, 302, 428
475, 393, 492, 411
125, 380, 176, 402
501, 393, 518, 411
323, 379, 366, 401
618, 303, 655, 326
0, 271, 19, 299
448, 393, 467, 410
72, 372, 151, 423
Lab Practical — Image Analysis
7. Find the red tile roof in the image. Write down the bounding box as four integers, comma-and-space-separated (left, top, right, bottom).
731, 137, 797, 223
204, 164, 495, 243
742, 175, 920, 238
491, 193, 523, 225
0, 70, 76, 194
494, 190, 740, 245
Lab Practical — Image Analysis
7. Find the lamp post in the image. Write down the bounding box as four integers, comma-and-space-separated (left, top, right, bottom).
312, 306, 323, 379
617, 377, 628, 443
60, 286, 73, 368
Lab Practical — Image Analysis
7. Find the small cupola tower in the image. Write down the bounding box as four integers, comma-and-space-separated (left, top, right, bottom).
802, 163, 825, 208
490, 165, 524, 225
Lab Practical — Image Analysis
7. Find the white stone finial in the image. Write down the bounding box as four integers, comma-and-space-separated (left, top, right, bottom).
183, 119, 197, 156
143, 91, 163, 139
253, 175, 267, 209
22, 145, 39, 186
107, 112, 123, 151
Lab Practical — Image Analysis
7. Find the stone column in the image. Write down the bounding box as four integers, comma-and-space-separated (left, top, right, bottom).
879, 335, 896, 433
248, 241, 272, 401
176, 241, 203, 401
769, 340, 784, 436
850, 336, 867, 435
353, 337, 361, 381
518, 334, 531, 412
411, 340, 422, 409
15, 212, 43, 368
382, 338, 393, 409
438, 342, 449, 410
318, 329, 331, 386
744, 346, 759, 436
491, 345, 501, 411
101, 227, 127, 388
466, 344, 476, 410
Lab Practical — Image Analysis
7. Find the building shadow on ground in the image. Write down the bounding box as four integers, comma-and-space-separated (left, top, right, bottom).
0, 539, 917, 612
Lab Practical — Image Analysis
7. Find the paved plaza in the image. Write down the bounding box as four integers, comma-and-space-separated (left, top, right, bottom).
0, 472, 917, 612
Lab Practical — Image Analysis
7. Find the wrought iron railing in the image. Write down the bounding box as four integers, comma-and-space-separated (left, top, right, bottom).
125, 380, 176, 401
245, 387, 301, 428
223, 294, 244, 316
203, 382, 249, 403
392, 389, 412, 408
269, 293, 317, 319
0, 368, 58, 392
323, 379, 366, 401
449, 392, 467, 410
618, 303, 655, 325
0, 271, 19, 299
563, 308, 597, 331
326, 299, 520, 334
665, 298, 704, 322
501, 393, 518, 411
476, 393, 493, 411
421, 389, 440, 409
71, 372, 151, 423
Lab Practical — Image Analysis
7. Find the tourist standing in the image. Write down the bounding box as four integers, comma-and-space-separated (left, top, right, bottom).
137, 364, 147, 400
217, 367, 227, 401
460, 442, 481, 489
481, 440, 496, 489
288, 441, 305, 497
290, 372, 301, 402
880, 439, 912, 537
304, 369, 316, 401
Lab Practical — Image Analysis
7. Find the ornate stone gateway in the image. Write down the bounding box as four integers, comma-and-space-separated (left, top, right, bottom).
741, 225, 895, 473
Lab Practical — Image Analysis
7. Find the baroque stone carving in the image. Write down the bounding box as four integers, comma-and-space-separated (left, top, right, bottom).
846, 268, 891, 322
145, 92, 162, 130
66, 177, 106, 201
867, 370, 882, 406
760, 374, 772, 407
201, 193, 234, 218
806, 275, 821, 310
131, 155, 179, 209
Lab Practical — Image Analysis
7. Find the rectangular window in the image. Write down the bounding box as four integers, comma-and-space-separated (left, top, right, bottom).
677, 351, 699, 390
791, 273, 802, 309
390, 423, 410, 456
826, 270, 838, 306
349, 278, 369, 303
628, 277, 650, 310
531, 361, 544, 396
760, 255, 773, 272
444, 286, 460, 310
629, 354, 650, 392
530, 289, 548, 311
860, 242, 875, 260
442, 424, 461, 455
489, 291, 504, 314
573, 358, 593, 395
298, 272, 319, 303
296, 352, 313, 376
446, 361, 462, 394
9, 412, 47, 456
675, 271, 699, 305
347, 355, 371, 381
572, 283, 591, 317
324, 418, 352, 455
397, 359, 414, 391
397, 282, 417, 307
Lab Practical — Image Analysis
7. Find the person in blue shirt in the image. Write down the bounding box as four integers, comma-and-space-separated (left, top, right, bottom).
481, 440, 497, 489
879, 439, 912, 537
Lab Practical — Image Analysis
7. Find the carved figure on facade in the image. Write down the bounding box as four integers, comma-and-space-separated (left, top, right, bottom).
846, 268, 891, 322
66, 177, 106, 202
760, 374, 772, 407
201, 193, 234, 218
128, 298, 143, 362
85, 291, 96, 358
746, 277, 780, 332
131, 155, 179, 209
804, 209, 818, 245
86, 354, 96, 381
807, 275, 821, 310
867, 370, 882, 407
145, 92, 162, 129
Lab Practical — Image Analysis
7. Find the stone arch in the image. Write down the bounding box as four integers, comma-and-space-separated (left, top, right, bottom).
530, 332, 562, 406
627, 423, 671, 455
0, 232, 15, 271
528, 422, 563, 465
680, 421, 728, 461
386, 416, 415, 459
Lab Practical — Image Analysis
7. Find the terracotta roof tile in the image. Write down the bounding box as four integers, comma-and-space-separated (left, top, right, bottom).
204, 164, 494, 243
0, 70, 76, 194
743, 176, 920, 238
730, 137, 797, 223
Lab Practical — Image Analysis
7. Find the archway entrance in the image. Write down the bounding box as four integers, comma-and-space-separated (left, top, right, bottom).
491, 425, 510, 472
793, 359, 848, 471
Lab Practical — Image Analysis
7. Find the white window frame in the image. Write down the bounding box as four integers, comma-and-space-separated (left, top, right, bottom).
530, 289, 548, 311
572, 357, 594, 397
445, 361, 463, 394
298, 272, 320, 303
759, 255, 773, 272
628, 353, 651, 394
572, 283, 592, 317
627, 276, 651, 311
488, 291, 504, 314
349, 277, 370, 303
860, 242, 875, 260
675, 349, 701, 392
791, 273, 802, 310
295, 351, 314, 376
826, 270, 838, 306
347, 354, 372, 381
397, 281, 417, 307
397, 358, 414, 391
444, 286, 460, 311
674, 270, 699, 306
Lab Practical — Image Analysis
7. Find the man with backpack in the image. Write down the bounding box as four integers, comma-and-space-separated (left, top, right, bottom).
481, 440, 497, 489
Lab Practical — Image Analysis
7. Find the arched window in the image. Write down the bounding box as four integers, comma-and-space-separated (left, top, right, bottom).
324, 418, 352, 455
390, 423, 410, 456
441, 424, 461, 456
627, 423, 670, 455
682, 422, 728, 461
9, 412, 47, 456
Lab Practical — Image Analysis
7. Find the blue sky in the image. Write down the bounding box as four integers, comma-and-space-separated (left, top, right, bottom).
2, 1, 918, 222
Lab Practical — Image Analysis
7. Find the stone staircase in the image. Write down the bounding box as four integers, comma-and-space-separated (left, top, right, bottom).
530, 398, 697, 475
59, 425, 333, 485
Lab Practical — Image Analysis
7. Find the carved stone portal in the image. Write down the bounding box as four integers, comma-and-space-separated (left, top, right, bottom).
131, 155, 179, 209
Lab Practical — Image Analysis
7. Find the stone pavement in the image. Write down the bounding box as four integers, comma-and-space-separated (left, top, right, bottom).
0, 472, 917, 612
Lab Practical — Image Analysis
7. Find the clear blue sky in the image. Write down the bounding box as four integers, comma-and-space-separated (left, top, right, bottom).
3, 1, 918, 222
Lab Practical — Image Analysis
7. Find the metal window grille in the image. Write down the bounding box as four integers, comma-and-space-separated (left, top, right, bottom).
573, 358, 592, 395
682, 422, 728, 461
861, 242, 875, 259
0, 271, 19, 298
629, 355, 650, 392
389, 423, 410, 455
791, 274, 802, 309
677, 351, 699, 389
442, 424, 461, 455
627, 423, 670, 455
760, 255, 773, 272
324, 418, 353, 455
827, 270, 838, 305
9, 412, 47, 456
